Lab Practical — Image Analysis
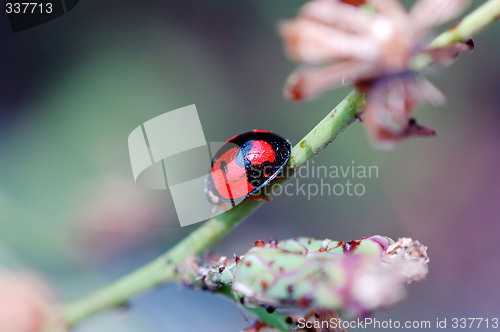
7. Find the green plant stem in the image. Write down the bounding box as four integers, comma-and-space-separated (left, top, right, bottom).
429, 0, 500, 48
413, 0, 500, 69
64, 198, 263, 326
62, 1, 500, 328
64, 92, 364, 328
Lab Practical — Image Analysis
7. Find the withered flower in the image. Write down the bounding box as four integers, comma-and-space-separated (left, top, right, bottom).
279, 0, 471, 148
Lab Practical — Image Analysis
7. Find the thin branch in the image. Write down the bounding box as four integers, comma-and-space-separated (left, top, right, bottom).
429, 0, 500, 48
64, 91, 364, 328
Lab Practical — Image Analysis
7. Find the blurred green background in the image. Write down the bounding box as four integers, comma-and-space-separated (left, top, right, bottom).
1, 1, 499, 331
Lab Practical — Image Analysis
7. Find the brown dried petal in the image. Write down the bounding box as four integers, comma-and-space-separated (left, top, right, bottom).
425, 39, 474, 66
285, 61, 377, 101
363, 74, 443, 148
279, 18, 378, 64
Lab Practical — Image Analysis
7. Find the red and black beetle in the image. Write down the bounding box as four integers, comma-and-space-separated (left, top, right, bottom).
206, 130, 291, 204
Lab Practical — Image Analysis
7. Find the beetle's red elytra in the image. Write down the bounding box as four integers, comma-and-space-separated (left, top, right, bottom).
206, 130, 291, 204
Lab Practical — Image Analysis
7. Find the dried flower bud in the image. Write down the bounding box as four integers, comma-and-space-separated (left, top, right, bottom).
383, 237, 429, 283
181, 236, 430, 316
230, 236, 428, 315
280, 0, 470, 148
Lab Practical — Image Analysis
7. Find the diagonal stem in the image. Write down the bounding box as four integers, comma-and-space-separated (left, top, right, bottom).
429, 0, 500, 48
64, 91, 364, 328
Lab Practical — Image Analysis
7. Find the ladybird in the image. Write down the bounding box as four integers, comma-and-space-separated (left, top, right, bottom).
206, 130, 291, 204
